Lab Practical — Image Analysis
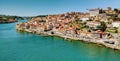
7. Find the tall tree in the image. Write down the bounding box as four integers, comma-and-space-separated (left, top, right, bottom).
97, 22, 107, 32
114, 8, 119, 13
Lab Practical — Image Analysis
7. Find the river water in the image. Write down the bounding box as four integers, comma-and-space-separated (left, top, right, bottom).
0, 20, 120, 61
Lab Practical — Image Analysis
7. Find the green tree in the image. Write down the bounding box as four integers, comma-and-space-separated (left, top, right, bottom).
114, 8, 119, 13
97, 22, 107, 32
99, 9, 105, 13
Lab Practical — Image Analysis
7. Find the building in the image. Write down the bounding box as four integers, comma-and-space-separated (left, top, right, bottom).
80, 18, 90, 22
112, 22, 120, 27
86, 21, 101, 30
89, 8, 100, 16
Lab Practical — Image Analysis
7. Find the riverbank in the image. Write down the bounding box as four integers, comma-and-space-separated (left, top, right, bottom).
16, 24, 120, 50
0, 20, 17, 24
0, 15, 31, 24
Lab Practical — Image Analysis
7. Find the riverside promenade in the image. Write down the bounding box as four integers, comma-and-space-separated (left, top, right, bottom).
16, 23, 120, 50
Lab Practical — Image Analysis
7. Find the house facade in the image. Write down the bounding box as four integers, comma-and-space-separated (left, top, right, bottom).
89, 8, 100, 16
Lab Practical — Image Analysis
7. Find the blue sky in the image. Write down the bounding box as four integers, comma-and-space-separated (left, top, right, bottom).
0, 0, 120, 16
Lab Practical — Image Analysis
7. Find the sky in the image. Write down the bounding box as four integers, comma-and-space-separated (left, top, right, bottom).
0, 0, 120, 16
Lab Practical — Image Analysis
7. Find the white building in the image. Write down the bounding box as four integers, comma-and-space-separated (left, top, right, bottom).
112, 22, 120, 27
86, 21, 101, 28
80, 18, 89, 22
89, 8, 100, 16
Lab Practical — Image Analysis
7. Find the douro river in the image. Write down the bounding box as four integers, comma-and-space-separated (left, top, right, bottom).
0, 20, 120, 61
